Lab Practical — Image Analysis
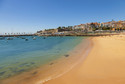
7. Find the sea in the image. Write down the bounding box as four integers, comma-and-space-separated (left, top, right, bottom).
0, 36, 86, 80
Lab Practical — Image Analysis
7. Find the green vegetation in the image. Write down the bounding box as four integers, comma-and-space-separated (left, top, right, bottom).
102, 27, 112, 30
57, 26, 73, 32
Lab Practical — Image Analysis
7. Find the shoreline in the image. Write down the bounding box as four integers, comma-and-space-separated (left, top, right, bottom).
0, 33, 120, 37
44, 34, 125, 84
37, 38, 93, 84
0, 37, 92, 84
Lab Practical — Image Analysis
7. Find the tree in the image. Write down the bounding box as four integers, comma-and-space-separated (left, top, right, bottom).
90, 23, 99, 31
84, 28, 88, 34
57, 26, 62, 30
92, 28, 96, 31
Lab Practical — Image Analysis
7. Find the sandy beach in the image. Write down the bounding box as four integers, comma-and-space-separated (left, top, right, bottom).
44, 35, 125, 84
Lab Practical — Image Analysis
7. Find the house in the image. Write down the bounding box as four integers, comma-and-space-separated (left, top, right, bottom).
37, 29, 58, 35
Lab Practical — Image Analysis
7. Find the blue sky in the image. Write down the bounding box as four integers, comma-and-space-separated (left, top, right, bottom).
0, 0, 125, 33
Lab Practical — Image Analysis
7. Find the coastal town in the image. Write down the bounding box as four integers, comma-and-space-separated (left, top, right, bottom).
37, 20, 125, 36
0, 20, 125, 37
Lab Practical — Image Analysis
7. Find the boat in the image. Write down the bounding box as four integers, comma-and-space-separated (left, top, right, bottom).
16, 36, 20, 38
43, 37, 46, 39
21, 37, 25, 39
33, 37, 36, 40
7, 37, 14, 40
25, 38, 28, 41
0, 37, 5, 40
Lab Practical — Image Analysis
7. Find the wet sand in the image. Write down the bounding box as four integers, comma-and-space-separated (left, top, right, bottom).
0, 38, 92, 84
44, 35, 125, 84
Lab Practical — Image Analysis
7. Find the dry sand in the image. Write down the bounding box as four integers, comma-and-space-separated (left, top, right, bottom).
44, 35, 125, 84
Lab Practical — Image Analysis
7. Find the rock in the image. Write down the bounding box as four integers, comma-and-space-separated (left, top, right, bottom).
50, 63, 54, 65
0, 71, 6, 75
64, 54, 69, 57
32, 71, 37, 75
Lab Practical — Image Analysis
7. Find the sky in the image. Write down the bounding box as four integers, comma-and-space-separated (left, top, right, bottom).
0, 0, 125, 33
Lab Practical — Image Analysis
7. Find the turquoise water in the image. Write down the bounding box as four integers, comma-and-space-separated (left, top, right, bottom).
0, 36, 84, 79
